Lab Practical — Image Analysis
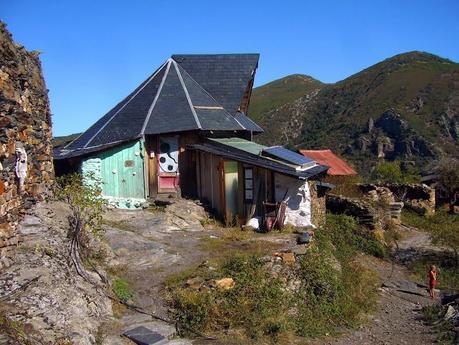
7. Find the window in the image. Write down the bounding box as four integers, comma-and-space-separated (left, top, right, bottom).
244, 167, 254, 201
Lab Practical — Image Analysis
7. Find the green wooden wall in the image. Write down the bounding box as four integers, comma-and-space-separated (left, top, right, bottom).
81, 140, 146, 208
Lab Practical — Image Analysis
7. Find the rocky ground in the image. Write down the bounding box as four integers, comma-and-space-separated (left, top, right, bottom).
0, 199, 446, 344
100, 200, 211, 344
0, 202, 112, 345
99, 199, 297, 344
99, 200, 443, 345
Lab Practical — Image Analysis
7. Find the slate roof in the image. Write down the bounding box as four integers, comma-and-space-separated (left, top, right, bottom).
58, 54, 262, 159
300, 149, 357, 176
172, 54, 259, 115
191, 138, 329, 180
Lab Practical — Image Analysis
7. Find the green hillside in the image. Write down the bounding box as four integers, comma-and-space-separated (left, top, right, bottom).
248, 74, 324, 122
52, 133, 81, 148
252, 51, 459, 174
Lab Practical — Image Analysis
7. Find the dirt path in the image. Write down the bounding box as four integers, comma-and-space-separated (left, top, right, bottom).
311, 227, 439, 345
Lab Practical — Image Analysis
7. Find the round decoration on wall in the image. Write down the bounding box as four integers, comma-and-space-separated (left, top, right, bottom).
158, 137, 179, 173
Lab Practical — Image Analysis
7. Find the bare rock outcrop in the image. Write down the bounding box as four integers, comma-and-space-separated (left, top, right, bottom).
0, 21, 54, 267
0, 202, 112, 344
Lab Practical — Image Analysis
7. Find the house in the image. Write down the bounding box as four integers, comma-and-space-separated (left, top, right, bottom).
55, 54, 328, 227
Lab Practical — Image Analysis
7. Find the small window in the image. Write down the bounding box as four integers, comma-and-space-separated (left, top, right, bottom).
124, 160, 135, 167
244, 167, 254, 201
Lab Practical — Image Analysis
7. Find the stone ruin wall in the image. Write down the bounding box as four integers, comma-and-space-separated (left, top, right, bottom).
309, 181, 326, 228
0, 22, 53, 267
360, 183, 436, 216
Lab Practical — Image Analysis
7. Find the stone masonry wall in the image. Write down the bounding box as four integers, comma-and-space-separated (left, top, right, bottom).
0, 22, 53, 266
309, 181, 326, 228
360, 183, 436, 215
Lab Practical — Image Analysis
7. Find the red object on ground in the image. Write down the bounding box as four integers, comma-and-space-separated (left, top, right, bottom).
299, 149, 357, 176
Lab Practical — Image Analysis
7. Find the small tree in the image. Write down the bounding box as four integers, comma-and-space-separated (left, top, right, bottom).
435, 158, 459, 213
372, 160, 420, 184
55, 173, 107, 281
429, 212, 459, 266
372, 161, 404, 183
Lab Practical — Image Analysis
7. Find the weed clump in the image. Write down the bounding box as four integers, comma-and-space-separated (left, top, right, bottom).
166, 214, 379, 341
112, 278, 133, 303
422, 305, 456, 344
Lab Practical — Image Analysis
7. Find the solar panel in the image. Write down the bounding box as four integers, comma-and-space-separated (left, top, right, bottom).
261, 146, 315, 168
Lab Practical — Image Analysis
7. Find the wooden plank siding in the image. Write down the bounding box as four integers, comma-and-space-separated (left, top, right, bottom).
196, 151, 223, 216
194, 149, 279, 224
179, 133, 199, 198
144, 136, 158, 199
98, 140, 145, 199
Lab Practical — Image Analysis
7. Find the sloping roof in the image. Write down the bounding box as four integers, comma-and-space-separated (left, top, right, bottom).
172, 54, 259, 115
210, 137, 266, 155
58, 55, 262, 159
300, 149, 357, 176
191, 138, 328, 180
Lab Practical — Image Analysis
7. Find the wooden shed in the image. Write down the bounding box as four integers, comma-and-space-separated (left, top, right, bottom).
191, 138, 328, 227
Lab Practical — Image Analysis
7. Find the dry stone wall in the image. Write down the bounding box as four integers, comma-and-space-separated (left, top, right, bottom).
360, 183, 435, 215
0, 22, 53, 266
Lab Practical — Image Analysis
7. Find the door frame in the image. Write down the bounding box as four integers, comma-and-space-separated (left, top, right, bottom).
144, 135, 158, 199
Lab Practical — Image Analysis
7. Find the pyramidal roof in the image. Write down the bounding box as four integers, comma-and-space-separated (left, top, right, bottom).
63, 55, 262, 155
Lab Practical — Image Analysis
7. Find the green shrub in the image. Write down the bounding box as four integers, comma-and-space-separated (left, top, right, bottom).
372, 160, 420, 184
112, 278, 133, 303
422, 305, 456, 344
167, 215, 379, 341
323, 214, 387, 259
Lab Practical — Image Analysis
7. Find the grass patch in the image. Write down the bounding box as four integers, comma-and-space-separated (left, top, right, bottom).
199, 228, 282, 260
112, 277, 133, 303
401, 210, 459, 291
102, 219, 138, 233
166, 214, 379, 342
401, 209, 458, 232
325, 213, 388, 259
105, 264, 132, 318
422, 305, 457, 344
408, 252, 459, 291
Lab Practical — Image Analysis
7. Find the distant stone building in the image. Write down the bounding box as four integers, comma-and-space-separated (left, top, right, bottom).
0, 22, 54, 267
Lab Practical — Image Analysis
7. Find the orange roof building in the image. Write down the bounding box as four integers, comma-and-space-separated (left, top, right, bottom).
300, 149, 357, 176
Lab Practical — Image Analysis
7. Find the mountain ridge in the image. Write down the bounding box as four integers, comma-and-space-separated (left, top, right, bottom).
249, 51, 459, 174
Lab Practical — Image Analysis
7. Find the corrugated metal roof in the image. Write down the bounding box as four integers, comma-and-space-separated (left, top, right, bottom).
300, 149, 357, 176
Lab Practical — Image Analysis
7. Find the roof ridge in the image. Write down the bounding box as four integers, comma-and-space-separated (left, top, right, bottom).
140, 59, 172, 135
83, 60, 169, 148
301, 149, 332, 152
172, 53, 260, 57
174, 62, 246, 130
172, 60, 202, 129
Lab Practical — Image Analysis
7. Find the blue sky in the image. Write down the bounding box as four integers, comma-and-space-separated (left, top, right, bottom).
2, 0, 459, 136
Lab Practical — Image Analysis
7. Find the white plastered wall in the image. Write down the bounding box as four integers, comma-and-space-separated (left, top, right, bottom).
274, 173, 313, 227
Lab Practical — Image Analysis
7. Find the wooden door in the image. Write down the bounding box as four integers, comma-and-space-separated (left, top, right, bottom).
157, 136, 180, 193
223, 161, 239, 225
144, 136, 158, 199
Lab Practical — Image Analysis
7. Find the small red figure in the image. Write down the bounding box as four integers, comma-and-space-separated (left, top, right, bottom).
429, 265, 437, 299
